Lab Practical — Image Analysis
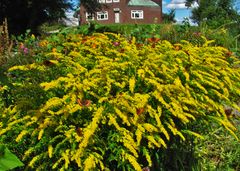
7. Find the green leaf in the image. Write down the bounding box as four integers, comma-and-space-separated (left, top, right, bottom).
56, 46, 64, 52
0, 145, 24, 171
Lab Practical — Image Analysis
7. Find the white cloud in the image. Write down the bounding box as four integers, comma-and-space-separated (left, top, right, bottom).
64, 11, 79, 26
190, 2, 199, 8
165, 0, 186, 9
165, 0, 198, 9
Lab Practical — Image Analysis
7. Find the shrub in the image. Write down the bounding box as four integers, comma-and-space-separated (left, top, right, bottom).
0, 33, 239, 170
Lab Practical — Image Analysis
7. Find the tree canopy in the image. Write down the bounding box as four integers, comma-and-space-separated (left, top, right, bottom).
163, 9, 176, 23
185, 0, 200, 8
187, 0, 240, 28
0, 0, 73, 34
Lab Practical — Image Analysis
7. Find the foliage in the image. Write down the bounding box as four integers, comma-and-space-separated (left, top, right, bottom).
0, 144, 24, 171
190, 0, 240, 28
72, 23, 240, 51
37, 22, 67, 35
185, 0, 200, 8
0, 32, 239, 170
162, 9, 176, 23
0, 0, 73, 34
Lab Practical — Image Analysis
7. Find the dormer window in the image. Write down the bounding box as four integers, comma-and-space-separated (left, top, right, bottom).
106, 0, 112, 3
98, 0, 105, 3
113, 0, 120, 2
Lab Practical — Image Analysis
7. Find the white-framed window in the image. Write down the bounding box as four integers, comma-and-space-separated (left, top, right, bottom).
106, 0, 112, 3
98, 0, 105, 3
86, 12, 94, 21
97, 11, 108, 20
131, 10, 144, 19
113, 0, 120, 2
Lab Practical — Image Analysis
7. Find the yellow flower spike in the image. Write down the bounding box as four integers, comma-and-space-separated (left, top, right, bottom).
23, 147, 35, 160
83, 154, 96, 171
156, 136, 167, 148
62, 149, 70, 169
160, 126, 170, 140
48, 145, 53, 158
38, 129, 44, 140
52, 158, 64, 169
28, 156, 39, 168
123, 139, 139, 158
129, 77, 136, 93
182, 130, 204, 140
143, 123, 158, 133
147, 136, 160, 148
125, 153, 142, 171
135, 127, 143, 146
16, 130, 28, 142
142, 147, 152, 167
114, 107, 131, 126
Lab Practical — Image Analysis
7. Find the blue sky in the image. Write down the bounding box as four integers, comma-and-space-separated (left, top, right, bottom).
162, 0, 198, 23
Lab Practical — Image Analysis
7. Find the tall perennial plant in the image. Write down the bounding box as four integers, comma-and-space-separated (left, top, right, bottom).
0, 33, 239, 170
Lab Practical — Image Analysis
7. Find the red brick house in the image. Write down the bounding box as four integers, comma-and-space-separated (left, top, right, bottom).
79, 0, 162, 25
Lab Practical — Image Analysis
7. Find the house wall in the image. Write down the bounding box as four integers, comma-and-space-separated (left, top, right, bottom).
124, 6, 162, 24
79, 0, 162, 25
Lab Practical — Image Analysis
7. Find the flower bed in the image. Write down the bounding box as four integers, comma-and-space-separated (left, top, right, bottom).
0, 32, 240, 170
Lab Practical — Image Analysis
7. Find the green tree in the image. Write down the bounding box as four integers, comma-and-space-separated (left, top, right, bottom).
163, 9, 176, 23
185, 0, 200, 8
189, 0, 240, 28
0, 0, 73, 34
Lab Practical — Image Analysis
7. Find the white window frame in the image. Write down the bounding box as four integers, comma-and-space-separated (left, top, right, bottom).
99, 0, 105, 3
131, 10, 144, 19
106, 0, 112, 3
85, 12, 95, 21
97, 11, 108, 20
113, 0, 120, 2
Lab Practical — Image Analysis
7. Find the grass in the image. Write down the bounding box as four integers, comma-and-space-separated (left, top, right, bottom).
194, 118, 240, 170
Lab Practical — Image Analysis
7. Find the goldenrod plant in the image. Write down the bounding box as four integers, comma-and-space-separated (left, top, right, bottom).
0, 32, 239, 170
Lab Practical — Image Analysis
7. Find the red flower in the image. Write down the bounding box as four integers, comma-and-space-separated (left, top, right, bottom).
136, 43, 143, 48
77, 99, 91, 107
226, 51, 232, 57
76, 127, 83, 137
137, 108, 145, 115
175, 46, 180, 51
113, 42, 120, 46
147, 37, 160, 43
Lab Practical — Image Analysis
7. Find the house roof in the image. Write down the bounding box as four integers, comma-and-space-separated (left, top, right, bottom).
128, 0, 160, 7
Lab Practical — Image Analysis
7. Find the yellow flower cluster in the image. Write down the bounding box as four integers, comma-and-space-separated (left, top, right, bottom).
39, 40, 48, 47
